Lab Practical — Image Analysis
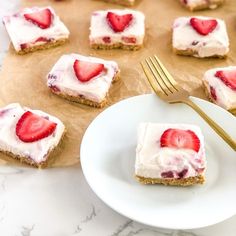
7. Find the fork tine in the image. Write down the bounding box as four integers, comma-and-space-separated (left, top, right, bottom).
154, 55, 179, 91
149, 57, 174, 94
140, 61, 167, 97
145, 59, 169, 96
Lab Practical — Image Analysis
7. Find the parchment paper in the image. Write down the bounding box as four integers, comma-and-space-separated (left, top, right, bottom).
0, 0, 235, 167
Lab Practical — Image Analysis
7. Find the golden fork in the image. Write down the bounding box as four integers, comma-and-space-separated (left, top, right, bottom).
141, 55, 236, 151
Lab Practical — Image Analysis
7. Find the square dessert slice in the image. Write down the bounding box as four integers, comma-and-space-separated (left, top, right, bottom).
2, 6, 69, 54
172, 16, 229, 58
0, 103, 65, 168
203, 66, 236, 111
135, 123, 206, 186
95, 0, 136, 6
179, 0, 224, 11
89, 9, 145, 50
47, 53, 120, 108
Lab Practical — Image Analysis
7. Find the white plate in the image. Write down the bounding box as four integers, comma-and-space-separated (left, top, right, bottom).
80, 94, 236, 230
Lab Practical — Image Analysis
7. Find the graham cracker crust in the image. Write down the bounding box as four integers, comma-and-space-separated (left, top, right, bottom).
173, 47, 227, 59
91, 43, 142, 51
16, 38, 69, 55
136, 175, 205, 186
0, 130, 66, 168
94, 0, 135, 6
49, 72, 120, 108
181, 0, 224, 11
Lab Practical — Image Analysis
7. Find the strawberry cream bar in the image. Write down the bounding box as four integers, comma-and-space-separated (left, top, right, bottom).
2, 6, 69, 54
179, 0, 224, 11
172, 16, 229, 58
0, 103, 65, 168
95, 0, 136, 6
89, 9, 145, 50
203, 66, 236, 111
135, 123, 206, 186
47, 53, 120, 108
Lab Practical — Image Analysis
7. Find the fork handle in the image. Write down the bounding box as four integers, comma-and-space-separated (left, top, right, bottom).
183, 99, 236, 151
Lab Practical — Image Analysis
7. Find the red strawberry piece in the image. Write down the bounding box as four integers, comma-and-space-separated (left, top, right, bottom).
24, 8, 52, 29
210, 86, 217, 101
190, 18, 218, 36
49, 84, 61, 93
35, 37, 50, 43
178, 168, 188, 178
161, 171, 174, 178
160, 128, 200, 152
215, 70, 236, 91
121, 36, 136, 44
106, 12, 133, 33
20, 43, 28, 50
102, 37, 111, 44
73, 60, 104, 82
16, 111, 57, 143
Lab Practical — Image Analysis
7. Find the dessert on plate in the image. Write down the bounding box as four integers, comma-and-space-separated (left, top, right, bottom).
172, 16, 229, 58
203, 66, 236, 111
0, 103, 65, 168
135, 123, 206, 186
179, 0, 224, 11
47, 53, 120, 108
94, 0, 136, 6
89, 9, 145, 50
2, 6, 69, 54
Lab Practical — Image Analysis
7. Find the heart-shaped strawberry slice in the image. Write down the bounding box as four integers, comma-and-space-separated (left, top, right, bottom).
16, 111, 57, 142
24, 8, 52, 29
160, 128, 200, 152
215, 70, 236, 91
190, 17, 218, 36
106, 12, 133, 33
73, 60, 104, 82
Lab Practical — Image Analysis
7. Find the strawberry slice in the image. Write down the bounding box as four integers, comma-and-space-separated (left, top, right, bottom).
215, 70, 236, 91
24, 8, 52, 29
106, 12, 133, 33
73, 60, 104, 82
190, 18, 218, 36
160, 128, 200, 152
16, 111, 57, 143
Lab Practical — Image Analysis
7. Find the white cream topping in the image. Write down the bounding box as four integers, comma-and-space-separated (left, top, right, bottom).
204, 66, 236, 110
89, 9, 145, 45
3, 6, 70, 51
135, 123, 206, 179
47, 53, 119, 103
0, 103, 65, 163
181, 0, 222, 9
173, 16, 229, 58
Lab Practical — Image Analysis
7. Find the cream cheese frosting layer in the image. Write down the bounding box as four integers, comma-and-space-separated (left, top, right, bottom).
3, 6, 70, 51
173, 16, 229, 58
89, 9, 145, 45
180, 0, 223, 9
0, 103, 65, 163
135, 123, 206, 179
204, 66, 236, 110
47, 53, 119, 103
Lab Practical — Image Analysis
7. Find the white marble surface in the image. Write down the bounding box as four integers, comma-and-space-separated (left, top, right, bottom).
0, 1, 236, 235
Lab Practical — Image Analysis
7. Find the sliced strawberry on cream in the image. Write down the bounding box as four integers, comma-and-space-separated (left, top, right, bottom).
160, 128, 200, 152
24, 8, 52, 29
190, 17, 218, 36
16, 111, 57, 143
106, 12, 133, 32
73, 59, 104, 82
215, 70, 236, 91
135, 123, 206, 185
